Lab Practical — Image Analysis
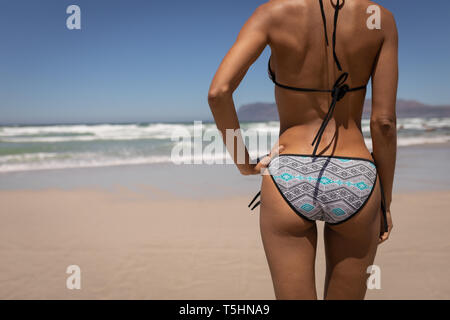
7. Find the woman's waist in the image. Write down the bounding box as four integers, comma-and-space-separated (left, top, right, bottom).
277, 123, 372, 160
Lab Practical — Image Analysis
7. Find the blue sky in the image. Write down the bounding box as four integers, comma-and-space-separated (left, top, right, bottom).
0, 0, 449, 124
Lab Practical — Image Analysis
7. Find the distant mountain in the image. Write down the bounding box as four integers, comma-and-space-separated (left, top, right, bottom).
363, 99, 450, 118
237, 102, 280, 122
237, 99, 450, 122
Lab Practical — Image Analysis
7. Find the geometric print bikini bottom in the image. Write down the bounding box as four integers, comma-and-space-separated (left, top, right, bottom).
249, 153, 386, 229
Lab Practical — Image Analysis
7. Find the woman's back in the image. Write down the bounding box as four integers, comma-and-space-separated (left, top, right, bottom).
267, 0, 388, 158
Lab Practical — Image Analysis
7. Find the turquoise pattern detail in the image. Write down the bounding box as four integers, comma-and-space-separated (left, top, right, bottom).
281, 173, 293, 181
355, 181, 369, 190
332, 208, 346, 216
301, 203, 315, 212
320, 176, 333, 185
274, 174, 373, 190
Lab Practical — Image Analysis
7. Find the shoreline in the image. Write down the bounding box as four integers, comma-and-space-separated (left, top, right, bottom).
0, 142, 449, 196
1, 141, 449, 174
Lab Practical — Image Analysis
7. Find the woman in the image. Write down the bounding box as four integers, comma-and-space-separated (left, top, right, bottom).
208, 0, 397, 299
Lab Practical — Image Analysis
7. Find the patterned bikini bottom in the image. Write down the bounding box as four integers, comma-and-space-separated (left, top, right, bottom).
251, 153, 383, 226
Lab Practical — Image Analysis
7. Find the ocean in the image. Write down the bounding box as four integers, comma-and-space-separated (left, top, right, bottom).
0, 118, 449, 173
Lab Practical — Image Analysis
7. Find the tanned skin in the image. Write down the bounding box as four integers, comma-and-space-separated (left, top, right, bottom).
208, 0, 398, 299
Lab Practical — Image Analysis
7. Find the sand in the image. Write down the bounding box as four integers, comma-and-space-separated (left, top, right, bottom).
0, 187, 449, 300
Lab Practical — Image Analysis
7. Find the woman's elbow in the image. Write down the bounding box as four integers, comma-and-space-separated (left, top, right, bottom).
207, 85, 232, 106
370, 116, 397, 136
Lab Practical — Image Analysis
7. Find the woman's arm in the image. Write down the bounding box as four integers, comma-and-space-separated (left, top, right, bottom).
208, 4, 271, 175
370, 9, 398, 241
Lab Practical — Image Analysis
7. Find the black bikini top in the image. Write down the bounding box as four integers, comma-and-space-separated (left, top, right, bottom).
268, 0, 367, 157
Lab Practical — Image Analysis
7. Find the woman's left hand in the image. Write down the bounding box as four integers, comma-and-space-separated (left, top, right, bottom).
378, 209, 393, 244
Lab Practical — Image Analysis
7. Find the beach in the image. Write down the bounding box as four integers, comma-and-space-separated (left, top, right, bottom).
0, 143, 449, 299
1, 0, 449, 302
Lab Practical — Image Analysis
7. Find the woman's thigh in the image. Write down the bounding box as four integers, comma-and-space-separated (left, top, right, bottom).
323, 174, 382, 300
259, 174, 318, 300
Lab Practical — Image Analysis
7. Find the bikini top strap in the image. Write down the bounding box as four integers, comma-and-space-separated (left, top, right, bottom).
268, 57, 332, 93
318, 0, 329, 46
319, 0, 343, 71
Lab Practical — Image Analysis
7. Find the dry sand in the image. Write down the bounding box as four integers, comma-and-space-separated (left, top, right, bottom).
0, 187, 449, 299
